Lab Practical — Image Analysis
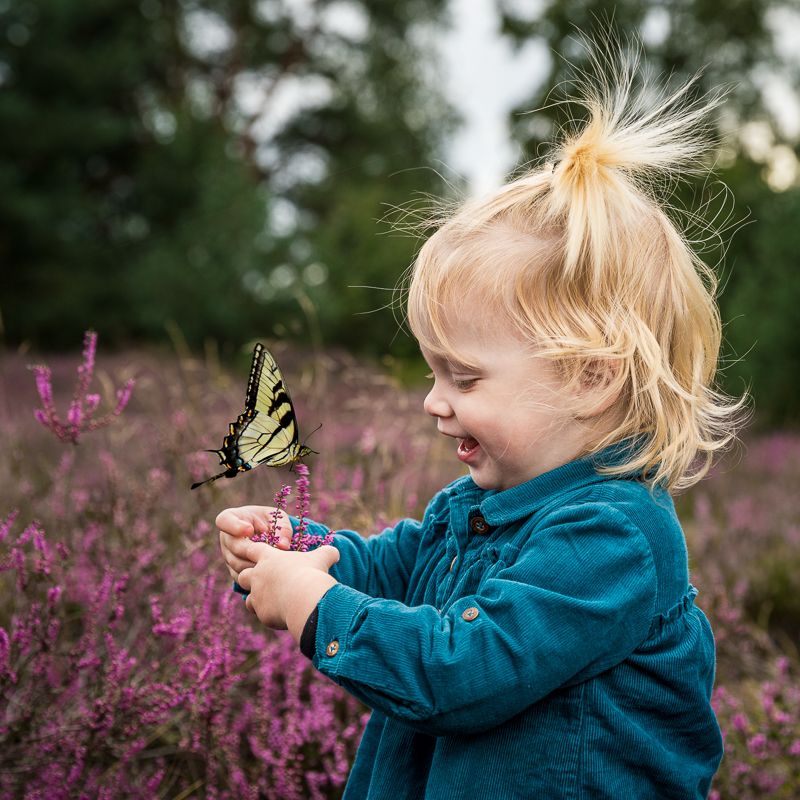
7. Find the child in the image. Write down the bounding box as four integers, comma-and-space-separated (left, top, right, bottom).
218, 42, 744, 799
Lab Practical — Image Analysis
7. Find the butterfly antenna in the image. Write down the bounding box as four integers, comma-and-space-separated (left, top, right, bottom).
304, 423, 322, 449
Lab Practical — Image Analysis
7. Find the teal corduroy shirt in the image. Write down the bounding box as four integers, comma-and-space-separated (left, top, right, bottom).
299, 447, 723, 799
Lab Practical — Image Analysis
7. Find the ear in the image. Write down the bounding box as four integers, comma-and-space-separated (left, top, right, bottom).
575, 359, 623, 419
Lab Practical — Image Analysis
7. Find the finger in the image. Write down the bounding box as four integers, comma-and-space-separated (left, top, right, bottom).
225, 554, 254, 574
216, 505, 282, 537
226, 535, 267, 564
215, 508, 256, 538
309, 544, 340, 571
245, 593, 255, 614
220, 533, 256, 571
237, 567, 253, 592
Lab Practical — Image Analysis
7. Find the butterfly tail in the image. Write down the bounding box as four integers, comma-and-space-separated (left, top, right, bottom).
190, 469, 228, 490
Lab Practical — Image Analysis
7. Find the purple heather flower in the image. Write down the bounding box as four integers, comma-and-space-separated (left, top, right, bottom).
732, 712, 749, 733
29, 330, 134, 444
250, 464, 334, 552
746, 733, 767, 755
251, 484, 292, 544
291, 463, 311, 550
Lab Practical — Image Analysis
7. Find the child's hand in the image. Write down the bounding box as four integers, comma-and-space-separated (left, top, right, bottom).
231, 537, 339, 639
216, 505, 293, 582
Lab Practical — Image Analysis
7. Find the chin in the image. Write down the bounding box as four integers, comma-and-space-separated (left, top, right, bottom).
468, 469, 501, 491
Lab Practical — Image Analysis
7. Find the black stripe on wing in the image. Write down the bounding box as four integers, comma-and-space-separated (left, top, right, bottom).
191, 343, 311, 488
239, 406, 299, 466
256, 349, 301, 441
244, 343, 267, 411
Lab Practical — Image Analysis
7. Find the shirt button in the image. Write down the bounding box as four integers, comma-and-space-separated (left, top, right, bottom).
325, 640, 340, 657
461, 606, 480, 621
449, 555, 458, 572
470, 516, 489, 535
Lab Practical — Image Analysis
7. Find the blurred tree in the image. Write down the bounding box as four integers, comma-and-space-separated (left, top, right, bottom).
495, 0, 800, 423
0, 0, 454, 355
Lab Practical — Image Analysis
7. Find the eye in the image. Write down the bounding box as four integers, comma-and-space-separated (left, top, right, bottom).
452, 378, 477, 391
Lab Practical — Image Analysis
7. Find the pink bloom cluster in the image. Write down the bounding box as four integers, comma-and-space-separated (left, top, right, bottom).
710, 657, 800, 798
3, 346, 799, 797
0, 506, 364, 798
251, 463, 335, 552
30, 330, 134, 445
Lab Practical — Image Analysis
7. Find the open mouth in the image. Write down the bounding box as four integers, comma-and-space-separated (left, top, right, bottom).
457, 436, 480, 462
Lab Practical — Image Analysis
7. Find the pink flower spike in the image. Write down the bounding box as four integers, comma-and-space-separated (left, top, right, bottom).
67, 399, 83, 428
746, 733, 767, 755
0, 510, 19, 544
255, 484, 293, 545
28, 330, 134, 445
76, 330, 98, 399
113, 379, 135, 415
731, 712, 749, 733
32, 365, 58, 421
292, 462, 311, 550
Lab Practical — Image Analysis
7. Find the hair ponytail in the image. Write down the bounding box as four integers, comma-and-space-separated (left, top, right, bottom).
407, 35, 749, 492
546, 43, 722, 292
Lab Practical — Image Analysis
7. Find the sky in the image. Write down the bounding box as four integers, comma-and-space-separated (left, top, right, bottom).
437, 0, 550, 195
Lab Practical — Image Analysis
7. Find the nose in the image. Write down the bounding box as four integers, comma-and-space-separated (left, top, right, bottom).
423, 382, 452, 419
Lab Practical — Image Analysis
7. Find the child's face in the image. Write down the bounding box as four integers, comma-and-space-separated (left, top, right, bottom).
421, 324, 588, 491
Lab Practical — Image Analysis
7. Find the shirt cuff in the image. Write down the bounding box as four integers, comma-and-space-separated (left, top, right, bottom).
310, 582, 373, 677
300, 604, 320, 660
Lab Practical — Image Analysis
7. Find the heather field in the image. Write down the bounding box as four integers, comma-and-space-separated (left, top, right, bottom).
1, 341, 798, 799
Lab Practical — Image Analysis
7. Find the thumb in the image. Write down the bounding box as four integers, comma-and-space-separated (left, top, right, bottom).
309, 544, 340, 571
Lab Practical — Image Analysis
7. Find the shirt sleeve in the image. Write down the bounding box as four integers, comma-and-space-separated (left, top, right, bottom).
307, 501, 658, 736
292, 491, 447, 601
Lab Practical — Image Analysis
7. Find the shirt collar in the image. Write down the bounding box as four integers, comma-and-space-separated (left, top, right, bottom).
447, 438, 646, 528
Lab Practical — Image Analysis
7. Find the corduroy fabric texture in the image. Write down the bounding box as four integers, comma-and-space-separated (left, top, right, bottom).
299, 446, 723, 799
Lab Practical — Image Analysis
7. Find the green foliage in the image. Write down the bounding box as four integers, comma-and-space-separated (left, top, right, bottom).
2, 0, 798, 422
0, 0, 453, 354
718, 179, 800, 425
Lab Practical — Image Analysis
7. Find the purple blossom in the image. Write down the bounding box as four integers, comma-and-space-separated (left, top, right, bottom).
251, 484, 292, 545
732, 712, 749, 733
250, 465, 334, 552
3, 346, 800, 797
29, 330, 135, 445
291, 462, 312, 549
0, 509, 363, 796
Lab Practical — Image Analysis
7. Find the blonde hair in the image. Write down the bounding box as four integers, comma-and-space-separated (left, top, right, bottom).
406, 39, 748, 493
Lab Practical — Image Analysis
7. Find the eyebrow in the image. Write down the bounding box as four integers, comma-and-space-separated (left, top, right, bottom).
420, 347, 481, 374
446, 358, 478, 373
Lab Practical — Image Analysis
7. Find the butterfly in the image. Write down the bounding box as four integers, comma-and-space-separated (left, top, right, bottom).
191, 343, 314, 490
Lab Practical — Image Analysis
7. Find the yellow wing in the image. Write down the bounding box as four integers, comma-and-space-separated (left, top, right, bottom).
237, 344, 310, 468
190, 344, 312, 489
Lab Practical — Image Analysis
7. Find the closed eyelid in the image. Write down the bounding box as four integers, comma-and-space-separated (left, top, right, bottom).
450, 367, 482, 381
421, 351, 481, 381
